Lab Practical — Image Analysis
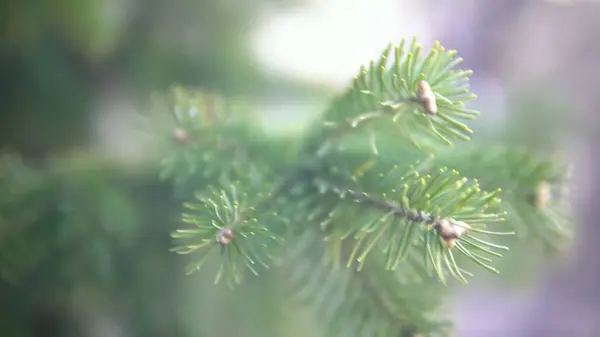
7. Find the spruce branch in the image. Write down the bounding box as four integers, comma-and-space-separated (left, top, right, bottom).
136, 35, 578, 337
143, 86, 299, 198
308, 37, 478, 156
283, 229, 451, 337
170, 180, 288, 287
137, 86, 244, 196
307, 155, 513, 284
434, 144, 573, 251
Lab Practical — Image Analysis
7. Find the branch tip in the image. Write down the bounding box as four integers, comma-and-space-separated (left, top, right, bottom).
417, 80, 437, 115
434, 219, 471, 248
217, 228, 234, 245
172, 127, 189, 144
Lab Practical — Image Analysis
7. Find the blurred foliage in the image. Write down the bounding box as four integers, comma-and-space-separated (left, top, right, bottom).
147, 39, 571, 336
0, 152, 182, 336
0, 1, 300, 335
0, 2, 578, 337
0, 0, 296, 156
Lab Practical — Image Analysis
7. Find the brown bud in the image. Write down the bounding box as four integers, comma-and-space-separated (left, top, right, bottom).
435, 219, 471, 248
533, 180, 551, 208
172, 127, 189, 144
416, 80, 437, 115
216, 228, 234, 245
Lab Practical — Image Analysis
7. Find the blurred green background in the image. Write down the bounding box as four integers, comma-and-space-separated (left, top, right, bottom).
0, 0, 313, 157
1, 0, 599, 336
0, 0, 326, 336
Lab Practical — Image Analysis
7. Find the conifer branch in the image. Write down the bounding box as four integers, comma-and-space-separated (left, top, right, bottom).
343, 188, 475, 249
434, 145, 573, 251
305, 155, 513, 284
134, 35, 576, 336
170, 180, 288, 286
145, 86, 300, 198
307, 37, 479, 156
284, 229, 451, 337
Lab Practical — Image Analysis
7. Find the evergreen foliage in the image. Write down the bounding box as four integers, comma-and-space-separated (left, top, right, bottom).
0, 37, 575, 336
150, 37, 574, 335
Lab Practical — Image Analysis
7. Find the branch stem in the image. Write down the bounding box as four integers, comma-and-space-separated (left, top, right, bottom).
344, 189, 471, 244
